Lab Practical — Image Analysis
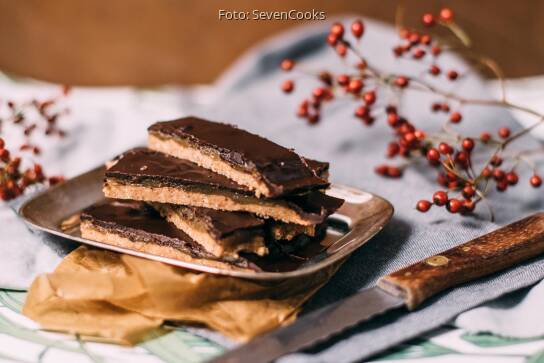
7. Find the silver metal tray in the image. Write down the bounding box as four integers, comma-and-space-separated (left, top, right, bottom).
19, 165, 393, 280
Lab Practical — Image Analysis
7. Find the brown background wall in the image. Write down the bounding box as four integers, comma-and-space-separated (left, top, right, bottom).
0, 0, 541, 86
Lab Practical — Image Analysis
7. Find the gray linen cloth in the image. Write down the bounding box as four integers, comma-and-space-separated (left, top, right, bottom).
187, 18, 544, 362
1, 18, 543, 362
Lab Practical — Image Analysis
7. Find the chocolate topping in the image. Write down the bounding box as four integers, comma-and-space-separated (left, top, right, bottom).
148, 117, 329, 196
175, 205, 264, 239
106, 148, 250, 193
81, 200, 208, 257
304, 158, 329, 178
106, 148, 344, 222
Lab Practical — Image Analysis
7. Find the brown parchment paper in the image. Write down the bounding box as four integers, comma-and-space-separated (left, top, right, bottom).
23, 246, 343, 345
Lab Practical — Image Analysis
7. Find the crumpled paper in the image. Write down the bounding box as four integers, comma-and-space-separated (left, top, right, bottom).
23, 246, 342, 345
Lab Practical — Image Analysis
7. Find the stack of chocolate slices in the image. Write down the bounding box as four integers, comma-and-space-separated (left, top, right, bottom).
80, 117, 344, 271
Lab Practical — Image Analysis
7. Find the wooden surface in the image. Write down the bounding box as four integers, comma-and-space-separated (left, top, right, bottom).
0, 0, 542, 86
378, 213, 544, 309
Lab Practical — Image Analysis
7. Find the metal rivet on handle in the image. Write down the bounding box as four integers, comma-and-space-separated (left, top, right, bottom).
425, 255, 450, 267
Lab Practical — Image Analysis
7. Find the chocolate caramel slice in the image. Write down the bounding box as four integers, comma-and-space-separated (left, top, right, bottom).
153, 204, 268, 259
152, 204, 319, 259
103, 148, 344, 225
148, 117, 329, 197
80, 200, 258, 271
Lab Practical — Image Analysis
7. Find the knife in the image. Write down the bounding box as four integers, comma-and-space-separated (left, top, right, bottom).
212, 212, 544, 363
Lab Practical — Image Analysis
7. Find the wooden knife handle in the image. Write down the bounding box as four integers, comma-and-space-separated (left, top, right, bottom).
377, 212, 544, 310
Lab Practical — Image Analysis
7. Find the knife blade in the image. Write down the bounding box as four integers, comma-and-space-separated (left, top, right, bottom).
212, 212, 544, 363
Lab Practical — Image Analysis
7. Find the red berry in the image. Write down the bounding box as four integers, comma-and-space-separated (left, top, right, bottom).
462, 185, 475, 199
530, 175, 542, 188
496, 180, 508, 192
387, 166, 402, 178
393, 46, 403, 57
462, 138, 474, 152
493, 168, 505, 181
409, 33, 420, 44
281, 59, 294, 71
394, 76, 409, 88
375, 164, 388, 175
331, 23, 345, 37
447, 198, 462, 213
0, 148, 10, 162
480, 132, 491, 143
351, 20, 364, 38
327, 33, 339, 46
399, 28, 410, 39
498, 127, 511, 138
421, 35, 432, 45
363, 91, 376, 105
308, 114, 320, 124
413, 49, 426, 59
337, 74, 349, 86
490, 155, 503, 167
455, 151, 469, 166
356, 60, 367, 70
431, 103, 442, 112
0, 138, 4, 149
354, 105, 369, 118
403, 132, 417, 144
414, 130, 426, 140
439, 7, 454, 22
386, 142, 400, 158
319, 72, 333, 86
447, 70, 458, 80
385, 105, 397, 114
482, 166, 492, 178
441, 103, 450, 112
449, 112, 462, 124
433, 191, 448, 206
416, 200, 432, 212
348, 79, 363, 93
336, 43, 347, 57
431, 46, 442, 56
422, 13, 435, 27
313, 87, 326, 98
438, 142, 453, 155
362, 116, 375, 126
387, 113, 400, 127
281, 80, 294, 93
506, 172, 519, 185
429, 65, 441, 75
426, 148, 440, 162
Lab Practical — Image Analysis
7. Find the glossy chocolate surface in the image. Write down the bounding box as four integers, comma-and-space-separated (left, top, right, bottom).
305, 158, 329, 178
148, 117, 329, 196
106, 148, 250, 193
81, 200, 209, 257
106, 148, 344, 222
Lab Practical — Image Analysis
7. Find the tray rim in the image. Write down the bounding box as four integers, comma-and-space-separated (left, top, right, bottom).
18, 166, 394, 280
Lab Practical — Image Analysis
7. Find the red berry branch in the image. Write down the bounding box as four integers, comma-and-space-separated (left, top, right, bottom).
280, 8, 543, 221
0, 86, 71, 201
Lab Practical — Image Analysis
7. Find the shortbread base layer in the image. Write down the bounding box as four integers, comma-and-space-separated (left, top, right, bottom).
103, 180, 318, 225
